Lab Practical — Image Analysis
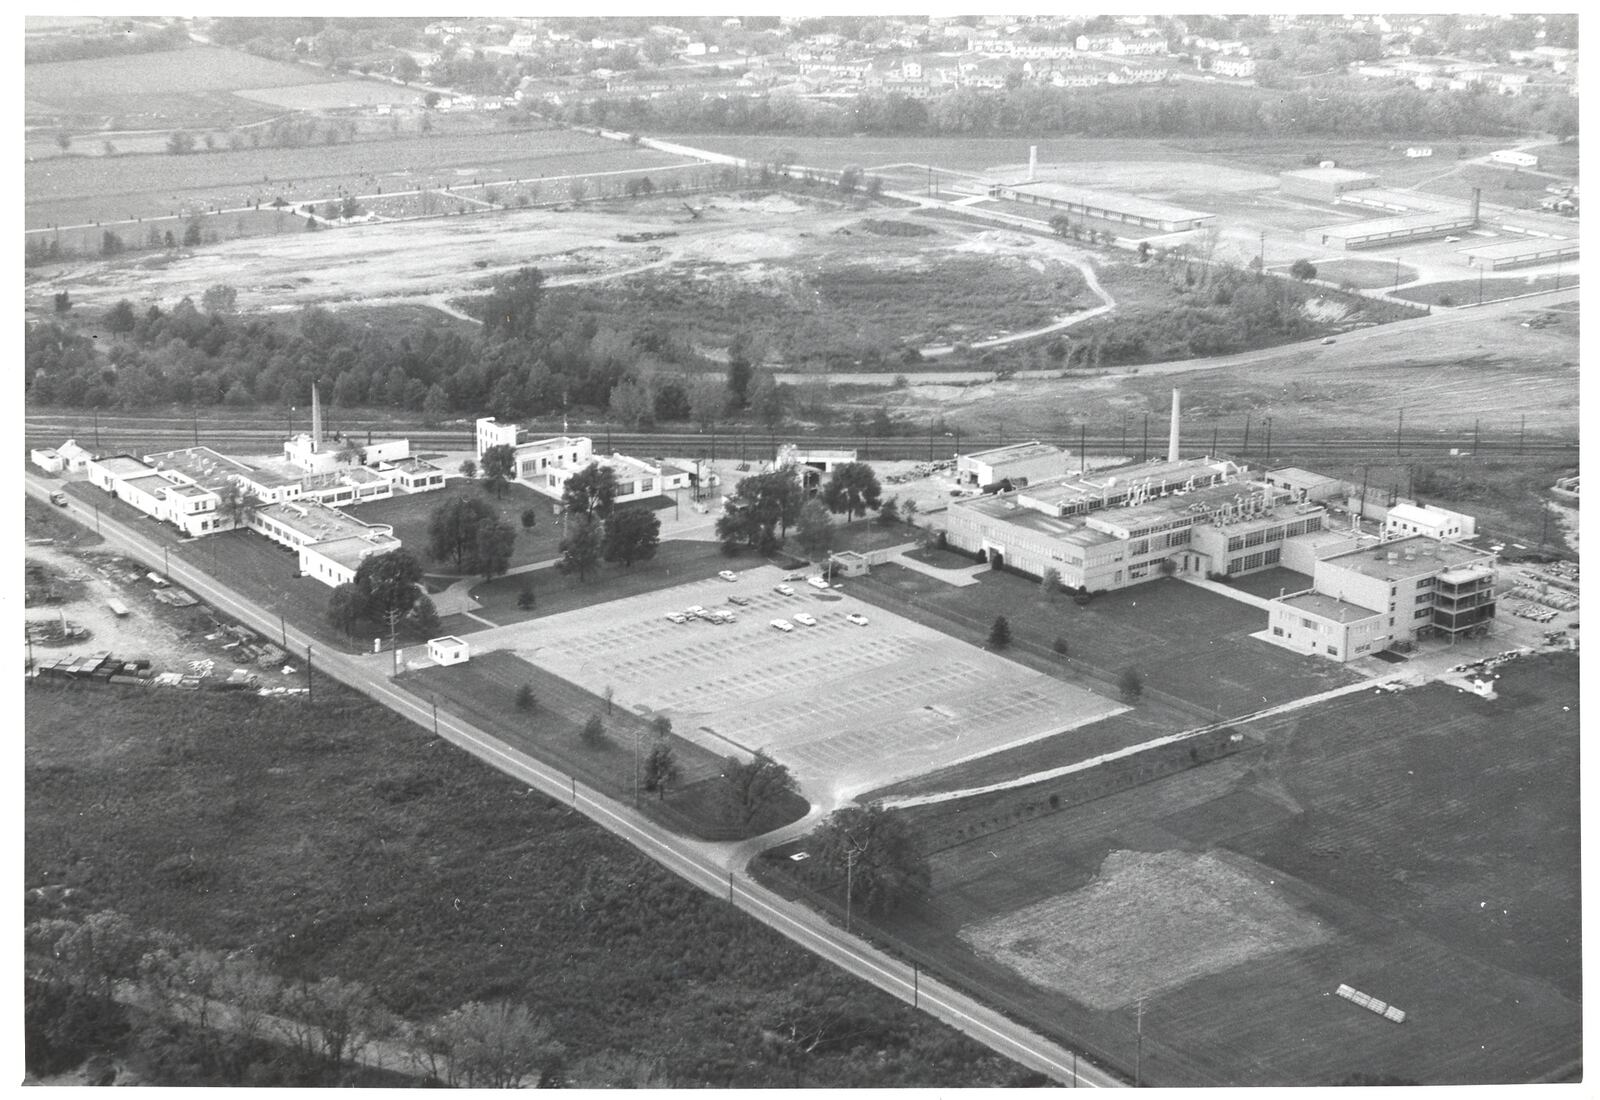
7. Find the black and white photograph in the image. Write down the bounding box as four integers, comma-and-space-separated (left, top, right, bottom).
22, 8, 1582, 1087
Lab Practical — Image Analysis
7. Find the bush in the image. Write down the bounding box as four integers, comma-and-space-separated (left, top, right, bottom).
516, 683, 536, 711
517, 586, 535, 611
988, 616, 1011, 650
1052, 636, 1069, 657
582, 714, 605, 746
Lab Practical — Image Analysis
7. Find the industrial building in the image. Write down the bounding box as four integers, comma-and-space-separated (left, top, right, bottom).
1489, 149, 1539, 169
249, 500, 402, 588
956, 441, 1071, 488
1278, 167, 1378, 203
1383, 502, 1475, 541
774, 444, 858, 491
1267, 536, 1497, 661
1463, 238, 1578, 270
475, 417, 691, 504
86, 454, 226, 538
1307, 209, 1479, 250
984, 180, 1215, 233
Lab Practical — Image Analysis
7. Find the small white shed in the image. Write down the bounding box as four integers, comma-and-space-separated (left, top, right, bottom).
428, 636, 470, 666
31, 449, 65, 474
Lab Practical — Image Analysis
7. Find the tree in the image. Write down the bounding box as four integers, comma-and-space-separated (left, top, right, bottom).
182, 220, 202, 247
166, 130, 196, 155
53, 291, 71, 313
988, 615, 1011, 649
99, 230, 124, 256
354, 548, 424, 621
280, 976, 387, 1072
422, 383, 449, 427
480, 443, 518, 497
687, 374, 726, 432
838, 164, 863, 192
201, 284, 237, 313
516, 683, 536, 711
517, 585, 535, 610
1289, 258, 1318, 281
582, 713, 605, 746
520, 507, 539, 531
813, 805, 930, 917
877, 496, 900, 526
1119, 666, 1144, 701
215, 480, 262, 530
424, 91, 441, 108
474, 516, 517, 581
726, 345, 754, 408
719, 750, 797, 832
459, 458, 477, 479
103, 299, 136, 334
1040, 567, 1061, 601
1053, 636, 1069, 657
561, 513, 604, 581
821, 462, 882, 521
391, 52, 420, 83
604, 506, 661, 567
562, 462, 618, 519
428, 495, 497, 572
608, 378, 653, 428
481, 266, 545, 343
430, 1001, 563, 1089
748, 368, 784, 427
642, 742, 680, 799
408, 593, 440, 637
795, 498, 834, 560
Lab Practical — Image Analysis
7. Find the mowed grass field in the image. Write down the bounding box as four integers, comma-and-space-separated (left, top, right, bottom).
25, 45, 334, 129
656, 133, 1193, 173
346, 480, 566, 576
880, 651, 1579, 1086
27, 127, 693, 229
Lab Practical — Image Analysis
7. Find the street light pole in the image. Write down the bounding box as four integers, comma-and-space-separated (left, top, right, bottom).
1135, 998, 1145, 1088
305, 644, 313, 703
1264, 417, 1273, 465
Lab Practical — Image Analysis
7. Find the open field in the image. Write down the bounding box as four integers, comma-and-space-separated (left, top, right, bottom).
797, 650, 1579, 1086
25, 45, 334, 130
462, 563, 1125, 804
25, 680, 1040, 1087
851, 568, 1361, 719
232, 80, 426, 111
26, 126, 691, 230
1314, 258, 1419, 288
1392, 272, 1576, 306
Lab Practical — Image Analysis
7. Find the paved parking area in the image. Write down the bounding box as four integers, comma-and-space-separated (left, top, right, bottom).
468, 565, 1125, 803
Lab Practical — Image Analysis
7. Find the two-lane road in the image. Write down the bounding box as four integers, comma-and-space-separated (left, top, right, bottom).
24, 472, 1123, 1088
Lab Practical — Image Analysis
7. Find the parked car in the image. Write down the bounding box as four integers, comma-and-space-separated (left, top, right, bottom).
807, 576, 831, 590
1321, 337, 1336, 345
718, 570, 738, 582
728, 594, 751, 606
686, 605, 706, 616
774, 584, 795, 596
846, 613, 869, 626
770, 618, 794, 632
793, 612, 817, 627
712, 609, 735, 623
665, 612, 688, 624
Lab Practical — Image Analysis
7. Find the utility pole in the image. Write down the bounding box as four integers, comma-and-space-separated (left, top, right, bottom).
1519, 414, 1526, 455
1210, 425, 1218, 458
305, 644, 313, 703
1242, 412, 1251, 456
1119, 414, 1127, 457
1397, 408, 1404, 456
1258, 230, 1265, 270
1264, 417, 1273, 465
280, 609, 287, 648
192, 407, 198, 446
1473, 418, 1480, 457
1141, 414, 1149, 462
1135, 999, 1145, 1087
1478, 265, 1484, 305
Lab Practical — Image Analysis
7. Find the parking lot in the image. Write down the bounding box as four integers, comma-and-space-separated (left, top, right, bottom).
466, 564, 1126, 804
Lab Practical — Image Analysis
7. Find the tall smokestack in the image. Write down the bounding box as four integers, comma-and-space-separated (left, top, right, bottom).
1167, 388, 1181, 463
312, 383, 323, 448
1029, 145, 1038, 180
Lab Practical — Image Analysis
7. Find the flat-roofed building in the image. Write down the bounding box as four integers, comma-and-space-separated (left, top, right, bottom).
1383, 501, 1476, 541
957, 441, 1070, 488
1264, 466, 1349, 503
32, 448, 65, 474
1267, 590, 1391, 661
1309, 210, 1479, 250
475, 417, 684, 504
377, 457, 447, 493
250, 500, 401, 587
1279, 167, 1379, 203
57, 440, 94, 473
1463, 238, 1578, 270
986, 181, 1215, 233
87, 454, 158, 495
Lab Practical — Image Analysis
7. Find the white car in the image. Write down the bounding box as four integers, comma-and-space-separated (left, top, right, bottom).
712, 609, 735, 623
770, 618, 794, 633
807, 576, 831, 590
846, 613, 869, 626
665, 612, 687, 624
718, 570, 738, 582
686, 605, 705, 616
774, 584, 795, 596
793, 612, 817, 627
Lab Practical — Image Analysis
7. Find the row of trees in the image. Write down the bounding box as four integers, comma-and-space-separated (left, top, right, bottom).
716, 462, 884, 557
26, 908, 567, 1086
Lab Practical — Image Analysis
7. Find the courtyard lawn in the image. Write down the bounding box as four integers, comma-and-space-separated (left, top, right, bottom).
850, 565, 1361, 719
1223, 565, 1315, 600
346, 480, 565, 574
467, 540, 735, 626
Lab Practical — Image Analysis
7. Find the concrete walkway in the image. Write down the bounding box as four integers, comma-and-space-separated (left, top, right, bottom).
883, 544, 989, 587
879, 668, 1413, 811
1180, 574, 1281, 610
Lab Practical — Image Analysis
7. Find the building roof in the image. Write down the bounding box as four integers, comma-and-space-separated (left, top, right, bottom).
143, 446, 255, 490
305, 534, 400, 572
1462, 238, 1578, 260
244, 458, 314, 489
257, 500, 394, 544
1312, 210, 1477, 238
1002, 181, 1212, 224
1281, 167, 1378, 184
430, 635, 467, 647
124, 474, 177, 496
1018, 457, 1231, 510
1267, 466, 1345, 489
965, 441, 1066, 465
94, 455, 155, 477
957, 493, 1118, 544
1279, 591, 1383, 622
1323, 535, 1490, 580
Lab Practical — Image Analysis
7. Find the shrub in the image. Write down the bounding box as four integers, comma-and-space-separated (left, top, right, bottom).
516, 683, 536, 711
582, 714, 605, 746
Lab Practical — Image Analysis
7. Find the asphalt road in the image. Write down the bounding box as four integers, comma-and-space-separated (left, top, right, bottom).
23, 470, 1123, 1088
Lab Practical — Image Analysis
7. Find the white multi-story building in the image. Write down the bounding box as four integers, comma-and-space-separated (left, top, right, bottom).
475, 418, 690, 504
250, 500, 402, 588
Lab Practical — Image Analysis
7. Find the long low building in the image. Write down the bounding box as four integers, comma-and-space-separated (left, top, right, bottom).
1279, 167, 1378, 202
250, 500, 402, 588
1463, 238, 1578, 270
985, 180, 1215, 233
1307, 210, 1479, 250
476, 418, 690, 504
957, 441, 1071, 488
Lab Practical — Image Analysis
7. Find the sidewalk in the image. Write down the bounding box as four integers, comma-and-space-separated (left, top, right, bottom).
1180, 574, 1279, 610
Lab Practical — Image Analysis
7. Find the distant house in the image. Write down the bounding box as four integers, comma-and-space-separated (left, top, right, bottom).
1405, 146, 1433, 158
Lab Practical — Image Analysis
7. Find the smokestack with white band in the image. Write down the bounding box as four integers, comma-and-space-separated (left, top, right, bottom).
1167, 388, 1181, 463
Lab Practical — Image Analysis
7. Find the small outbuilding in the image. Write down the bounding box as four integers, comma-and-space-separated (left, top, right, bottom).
829, 550, 871, 578
428, 636, 470, 666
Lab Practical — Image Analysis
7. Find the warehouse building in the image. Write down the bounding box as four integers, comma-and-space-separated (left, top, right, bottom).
1263, 466, 1349, 503
985, 181, 1215, 233
1383, 502, 1475, 541
85, 454, 226, 538
1463, 238, 1578, 270
1278, 167, 1379, 203
774, 444, 858, 492
957, 441, 1071, 488
1307, 210, 1479, 250
1266, 536, 1497, 661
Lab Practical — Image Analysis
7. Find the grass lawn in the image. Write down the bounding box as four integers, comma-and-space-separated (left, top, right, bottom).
346, 481, 566, 575
27, 492, 104, 549
25, 679, 1040, 1088
1222, 565, 1314, 600
901, 543, 980, 570
851, 565, 1360, 719
1314, 259, 1418, 289
829, 518, 920, 555
1391, 273, 1576, 307
401, 650, 807, 841
467, 539, 733, 626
